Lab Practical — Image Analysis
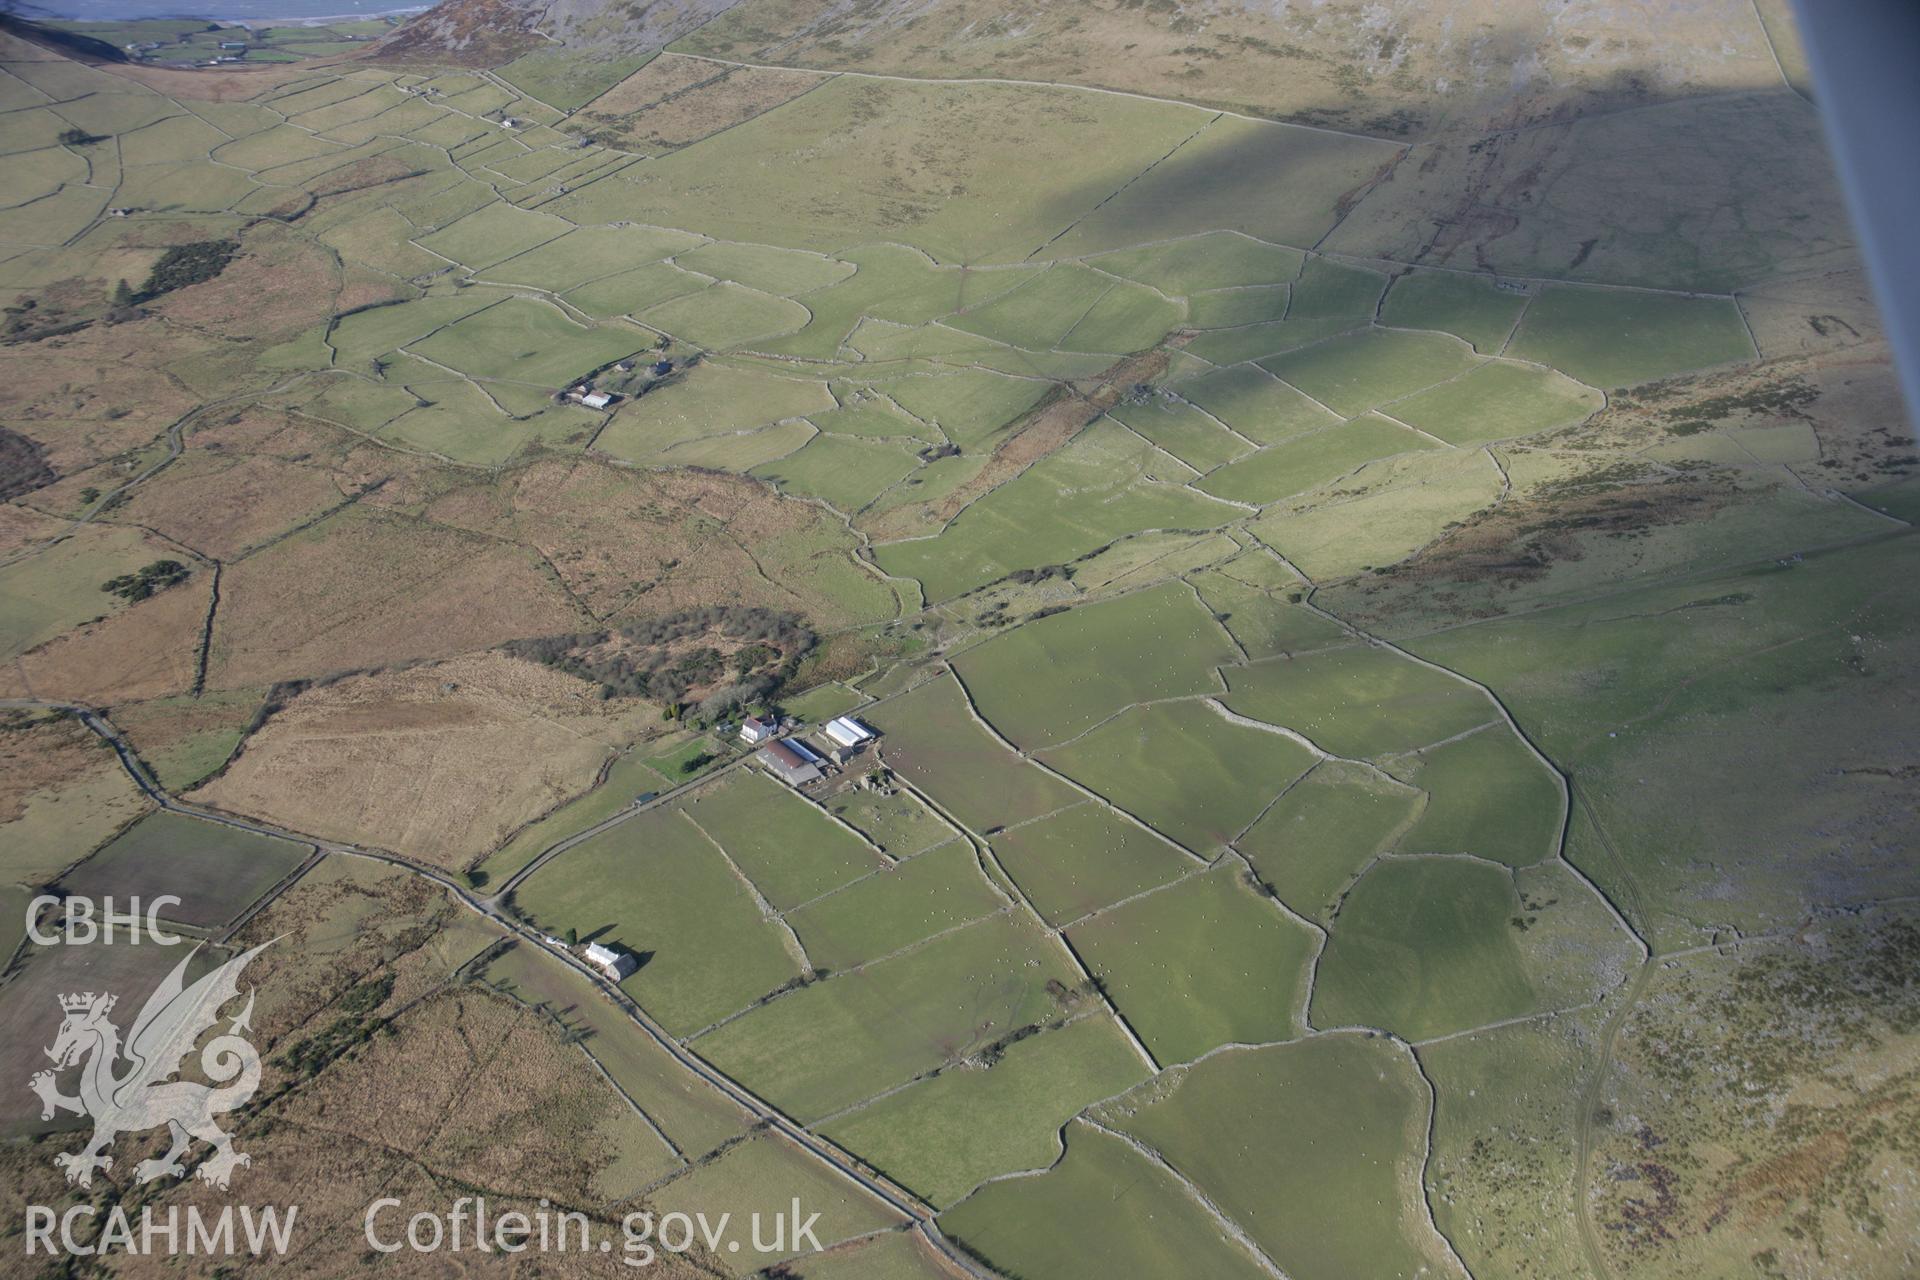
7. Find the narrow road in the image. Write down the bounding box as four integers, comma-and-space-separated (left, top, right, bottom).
6, 696, 991, 1280
1572, 961, 1651, 1280
491, 748, 755, 899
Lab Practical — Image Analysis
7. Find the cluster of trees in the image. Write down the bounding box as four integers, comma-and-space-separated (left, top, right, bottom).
507, 607, 816, 715
138, 240, 239, 301
101, 559, 191, 602
0, 241, 232, 346
1003, 563, 1071, 585
3, 295, 93, 346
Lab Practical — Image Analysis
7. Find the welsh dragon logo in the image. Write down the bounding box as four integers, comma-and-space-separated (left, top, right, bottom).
29, 941, 271, 1191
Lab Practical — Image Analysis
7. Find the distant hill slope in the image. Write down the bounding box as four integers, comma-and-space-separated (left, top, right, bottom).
379, 0, 739, 67
381, 0, 1804, 139
0, 12, 128, 62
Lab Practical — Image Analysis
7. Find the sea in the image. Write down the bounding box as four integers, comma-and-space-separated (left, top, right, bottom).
31, 0, 429, 23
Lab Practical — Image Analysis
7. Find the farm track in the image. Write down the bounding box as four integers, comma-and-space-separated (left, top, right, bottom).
0, 696, 996, 1280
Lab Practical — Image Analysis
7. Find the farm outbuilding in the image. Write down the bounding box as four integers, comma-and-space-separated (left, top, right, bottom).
822, 716, 875, 750
758, 741, 821, 786
816, 738, 860, 765
583, 942, 637, 980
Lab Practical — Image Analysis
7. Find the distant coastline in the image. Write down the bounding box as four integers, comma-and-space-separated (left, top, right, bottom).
27, 2, 428, 23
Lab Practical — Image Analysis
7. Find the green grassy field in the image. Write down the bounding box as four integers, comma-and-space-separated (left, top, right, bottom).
496, 48, 656, 111
1287, 256, 1388, 321
1261, 327, 1483, 417
382, 385, 590, 465
638, 281, 810, 349
1180, 314, 1368, 364
751, 434, 922, 512
1419, 1013, 1600, 1279
875, 368, 1048, 450
672, 240, 854, 295
414, 201, 572, 270
953, 582, 1237, 748
642, 735, 725, 783
1236, 761, 1420, 922
650, 1131, 904, 1272
864, 676, 1080, 832
1107, 395, 1252, 472
1112, 1035, 1451, 1277
682, 770, 883, 910
941, 1119, 1274, 1280
1186, 285, 1291, 329
1060, 279, 1184, 353
947, 264, 1114, 349
1049, 115, 1401, 255
555, 78, 1212, 264
1222, 644, 1496, 759
823, 1013, 1148, 1206
1067, 865, 1314, 1063
1409, 536, 1920, 951
1181, 364, 1342, 445
655, 419, 814, 471
1038, 700, 1317, 854
1391, 724, 1563, 866
124, 691, 258, 791
318, 206, 447, 278
787, 840, 1003, 970
873, 420, 1236, 599
1188, 567, 1348, 658
327, 292, 503, 369
410, 297, 645, 385
779, 682, 866, 722
805, 398, 937, 442
794, 1231, 961, 1280
512, 805, 803, 1035
822, 785, 950, 859
1505, 284, 1756, 387
1312, 856, 1538, 1041
1252, 447, 1507, 580
1386, 358, 1603, 443
1197, 414, 1439, 505
1379, 270, 1530, 352
759, 244, 1004, 358
989, 802, 1193, 926
695, 911, 1081, 1121
594, 362, 834, 460
563, 260, 711, 318
482, 224, 703, 291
